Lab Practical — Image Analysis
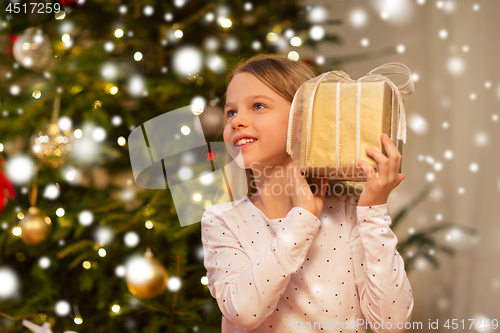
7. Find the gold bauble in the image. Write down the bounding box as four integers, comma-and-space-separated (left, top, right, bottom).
30, 122, 75, 168
126, 250, 169, 299
18, 207, 52, 245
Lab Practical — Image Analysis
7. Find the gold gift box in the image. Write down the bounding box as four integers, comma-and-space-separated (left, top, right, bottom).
298, 80, 403, 181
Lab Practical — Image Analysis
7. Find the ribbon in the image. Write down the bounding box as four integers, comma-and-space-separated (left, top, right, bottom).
335, 81, 341, 167
298, 62, 414, 171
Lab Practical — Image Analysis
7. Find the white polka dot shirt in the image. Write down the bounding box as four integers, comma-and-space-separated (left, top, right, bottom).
201, 194, 414, 332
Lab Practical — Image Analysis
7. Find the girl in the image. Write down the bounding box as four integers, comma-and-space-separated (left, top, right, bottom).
201, 54, 413, 332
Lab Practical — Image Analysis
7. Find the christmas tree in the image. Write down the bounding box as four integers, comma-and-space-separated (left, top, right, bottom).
0, 0, 342, 332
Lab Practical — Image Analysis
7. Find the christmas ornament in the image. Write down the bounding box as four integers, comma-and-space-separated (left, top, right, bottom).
126, 248, 169, 299
0, 160, 16, 214
13, 28, 53, 72
30, 123, 75, 168
18, 207, 52, 245
197, 100, 224, 141
30, 95, 75, 168
59, 0, 80, 12
7, 33, 19, 57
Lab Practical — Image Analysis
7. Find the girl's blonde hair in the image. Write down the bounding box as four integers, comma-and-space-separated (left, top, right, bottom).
221, 53, 361, 204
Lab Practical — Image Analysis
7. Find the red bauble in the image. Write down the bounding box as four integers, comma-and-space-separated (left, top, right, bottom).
0, 170, 15, 214
8, 33, 20, 57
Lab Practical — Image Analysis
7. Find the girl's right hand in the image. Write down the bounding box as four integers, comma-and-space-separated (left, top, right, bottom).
287, 160, 329, 218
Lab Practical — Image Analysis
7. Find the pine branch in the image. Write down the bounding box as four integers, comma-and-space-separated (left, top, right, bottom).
126, 295, 170, 315
0, 312, 39, 321
56, 240, 94, 259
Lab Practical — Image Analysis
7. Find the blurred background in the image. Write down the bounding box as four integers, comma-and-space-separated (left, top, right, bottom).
0, 0, 498, 332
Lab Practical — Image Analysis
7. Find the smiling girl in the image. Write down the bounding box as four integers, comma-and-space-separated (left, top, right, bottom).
201, 54, 413, 332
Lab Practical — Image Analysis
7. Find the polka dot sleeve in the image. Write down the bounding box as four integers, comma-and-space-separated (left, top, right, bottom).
347, 202, 414, 332
201, 205, 321, 331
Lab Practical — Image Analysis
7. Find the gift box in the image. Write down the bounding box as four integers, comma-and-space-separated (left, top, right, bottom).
286, 63, 414, 181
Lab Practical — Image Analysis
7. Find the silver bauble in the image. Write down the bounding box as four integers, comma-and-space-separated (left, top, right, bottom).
13, 29, 53, 72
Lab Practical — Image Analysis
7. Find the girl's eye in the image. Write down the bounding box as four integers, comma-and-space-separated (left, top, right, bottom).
254, 103, 265, 110
225, 103, 266, 118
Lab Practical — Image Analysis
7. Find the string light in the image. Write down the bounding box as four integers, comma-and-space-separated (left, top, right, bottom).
134, 52, 143, 61
73, 304, 83, 325
288, 51, 299, 61
117, 136, 126, 146
174, 29, 183, 38
12, 227, 22, 236
115, 265, 126, 277
98, 248, 107, 257
266, 32, 277, 42
290, 36, 302, 46
10, 85, 20, 95
79, 210, 93, 226
55, 208, 65, 217
38, 257, 50, 269
55, 300, 71, 316
55, 11, 66, 20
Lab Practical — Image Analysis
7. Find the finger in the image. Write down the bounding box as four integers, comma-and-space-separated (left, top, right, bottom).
366, 148, 389, 180
358, 159, 375, 181
381, 134, 401, 184
290, 160, 305, 179
380, 133, 400, 159
393, 173, 405, 189
294, 167, 304, 195
314, 178, 328, 197
321, 178, 328, 196
366, 133, 400, 179
388, 155, 402, 186
308, 179, 319, 197
291, 163, 309, 196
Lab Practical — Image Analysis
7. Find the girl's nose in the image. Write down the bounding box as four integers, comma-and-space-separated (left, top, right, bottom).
232, 113, 248, 129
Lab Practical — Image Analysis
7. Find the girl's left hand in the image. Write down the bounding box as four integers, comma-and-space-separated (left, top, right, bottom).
357, 133, 405, 207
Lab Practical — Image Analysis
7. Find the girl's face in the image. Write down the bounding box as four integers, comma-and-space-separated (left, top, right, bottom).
223, 72, 292, 169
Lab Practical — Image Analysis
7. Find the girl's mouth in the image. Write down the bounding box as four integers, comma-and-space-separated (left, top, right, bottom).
235, 139, 257, 150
